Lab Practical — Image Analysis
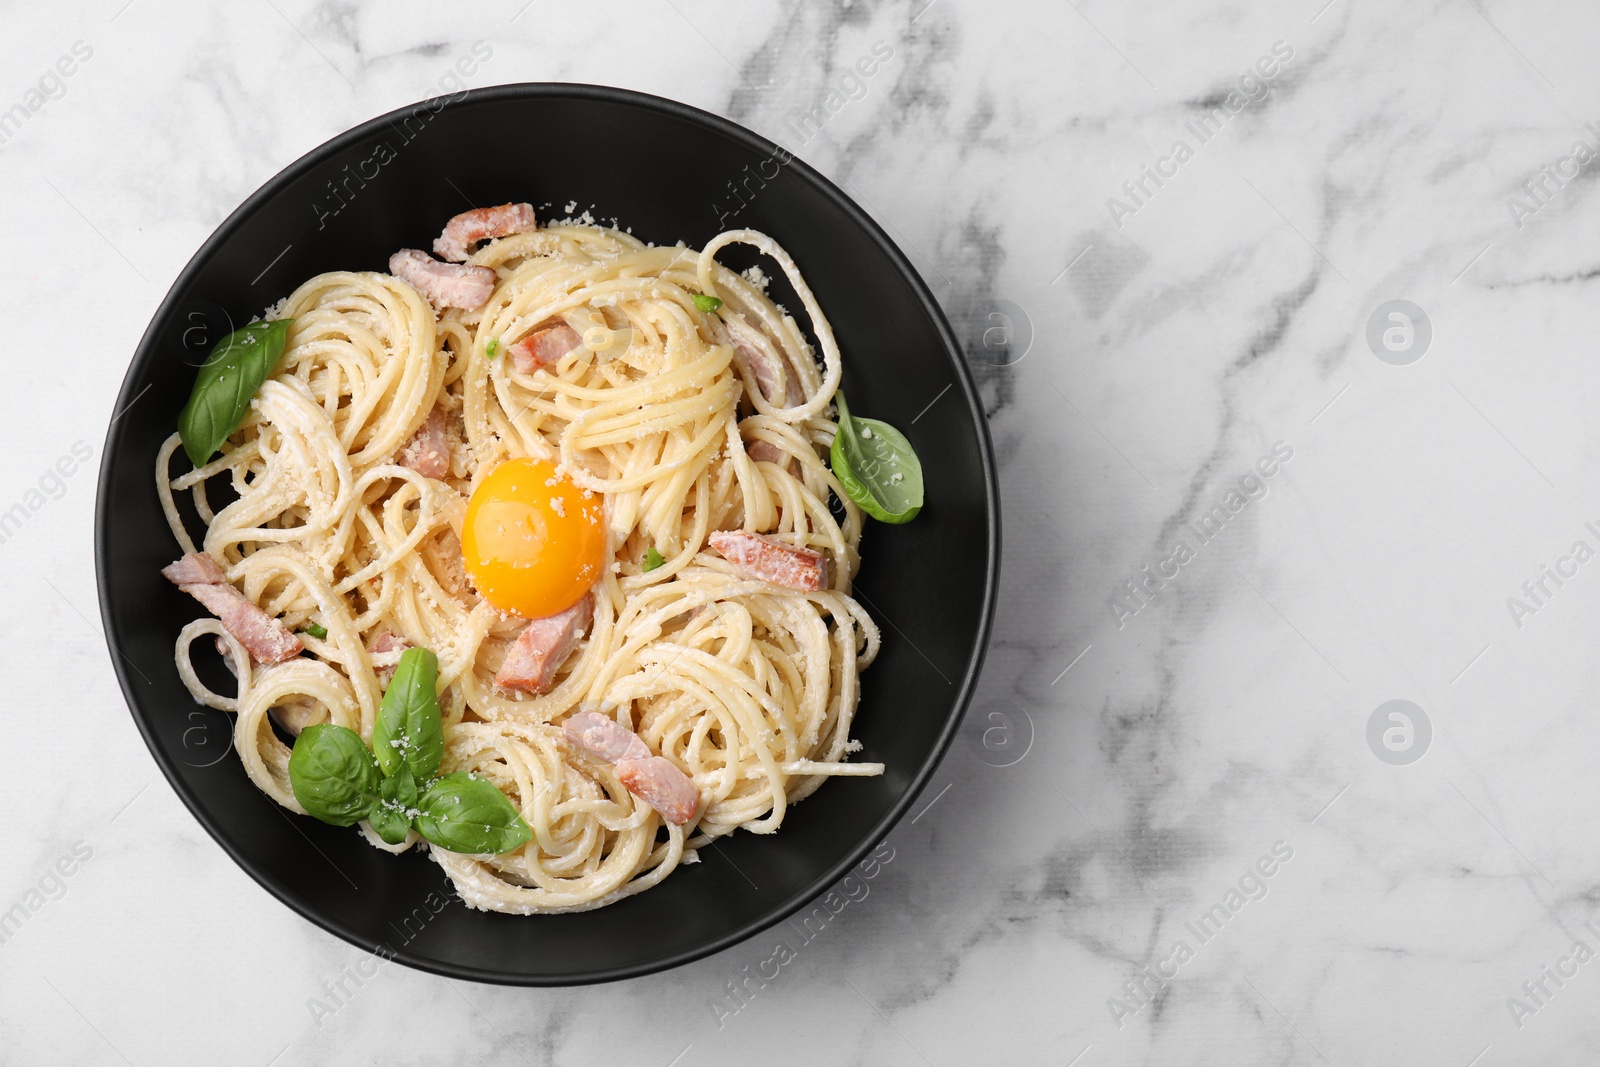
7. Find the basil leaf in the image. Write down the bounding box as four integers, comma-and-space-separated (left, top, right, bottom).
368, 804, 412, 845
414, 773, 533, 855
178, 319, 293, 467
372, 647, 443, 781
643, 546, 665, 572
829, 392, 924, 524
288, 724, 382, 827
369, 766, 420, 844
692, 293, 723, 312
383, 765, 419, 807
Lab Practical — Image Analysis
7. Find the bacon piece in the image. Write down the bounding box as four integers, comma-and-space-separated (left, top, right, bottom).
389, 249, 495, 311
708, 530, 828, 591
181, 584, 304, 665
162, 553, 226, 585
369, 632, 409, 656
562, 710, 650, 763
214, 635, 241, 677
367, 632, 411, 685
507, 322, 583, 374
163, 553, 303, 664
433, 203, 536, 262
614, 756, 699, 825
270, 698, 323, 736
401, 404, 450, 479
726, 313, 802, 407
746, 438, 801, 478
746, 440, 785, 465
494, 593, 594, 694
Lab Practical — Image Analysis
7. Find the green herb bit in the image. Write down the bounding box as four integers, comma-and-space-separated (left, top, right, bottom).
178, 319, 294, 467
286, 645, 533, 855
643, 546, 666, 572
371, 647, 444, 781
414, 773, 533, 854
692, 293, 723, 313
302, 622, 328, 640
288, 724, 382, 827
368, 803, 411, 845
828, 392, 924, 525
485, 338, 499, 358
370, 766, 419, 844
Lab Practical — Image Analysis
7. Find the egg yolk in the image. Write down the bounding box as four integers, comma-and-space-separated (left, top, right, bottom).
461, 458, 605, 619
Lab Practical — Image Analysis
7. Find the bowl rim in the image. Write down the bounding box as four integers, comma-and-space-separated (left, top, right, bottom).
94, 80, 1000, 986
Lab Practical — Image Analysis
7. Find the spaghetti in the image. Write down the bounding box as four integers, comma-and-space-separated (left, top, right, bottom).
157, 214, 883, 912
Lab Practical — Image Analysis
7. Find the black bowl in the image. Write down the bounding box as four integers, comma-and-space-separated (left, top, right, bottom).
95, 83, 998, 985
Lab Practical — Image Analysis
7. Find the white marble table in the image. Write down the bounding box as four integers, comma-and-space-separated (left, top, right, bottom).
7, 0, 1600, 1063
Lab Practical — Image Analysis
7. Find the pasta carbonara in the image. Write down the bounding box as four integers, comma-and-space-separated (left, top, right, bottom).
156, 205, 885, 913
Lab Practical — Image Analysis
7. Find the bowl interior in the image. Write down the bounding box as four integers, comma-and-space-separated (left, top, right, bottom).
96, 84, 997, 984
